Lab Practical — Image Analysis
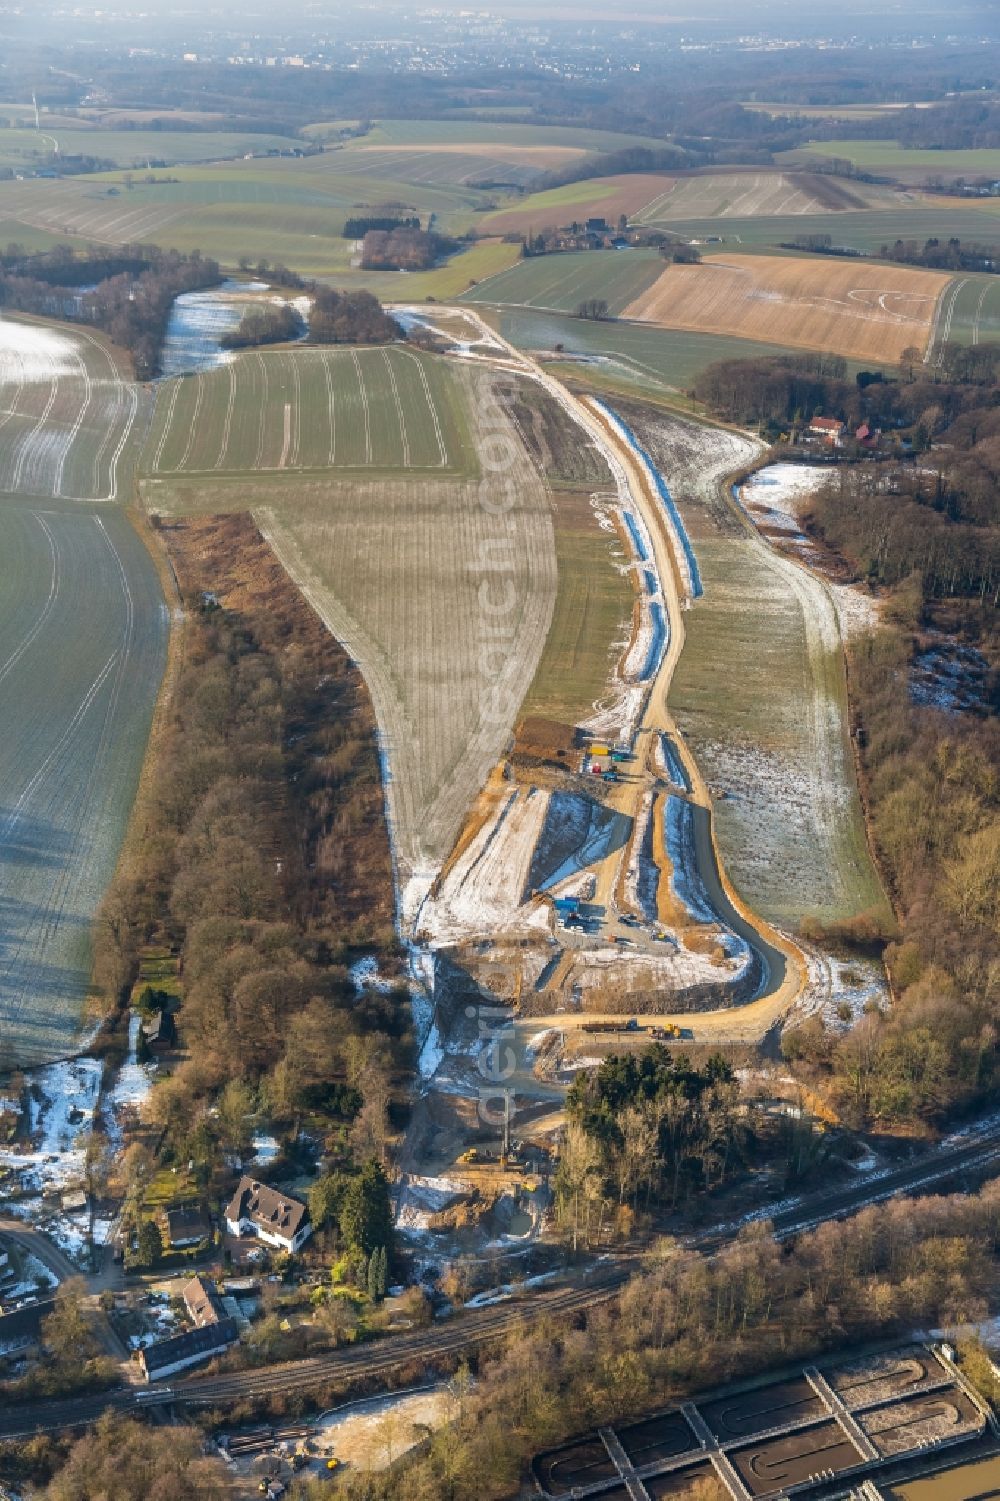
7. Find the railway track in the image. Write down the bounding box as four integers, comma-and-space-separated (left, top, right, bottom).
0, 1268, 629, 1439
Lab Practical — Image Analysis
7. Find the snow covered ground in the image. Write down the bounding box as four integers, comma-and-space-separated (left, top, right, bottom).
793, 949, 890, 1032
104, 1013, 155, 1154
417, 787, 552, 945
741, 464, 880, 639
0, 313, 83, 380
395, 1174, 465, 1234
311, 1385, 453, 1471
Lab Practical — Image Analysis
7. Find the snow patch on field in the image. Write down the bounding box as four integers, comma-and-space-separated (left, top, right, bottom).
741, 463, 881, 639
0, 314, 80, 379
793, 949, 889, 1032
311, 1385, 452, 1471
395, 1174, 464, 1232
104, 1013, 154, 1153
417, 787, 552, 945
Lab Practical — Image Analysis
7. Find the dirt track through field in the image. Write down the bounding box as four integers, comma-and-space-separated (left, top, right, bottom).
623, 253, 952, 363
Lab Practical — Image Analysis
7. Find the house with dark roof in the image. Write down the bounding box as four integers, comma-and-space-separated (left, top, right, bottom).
142, 1009, 176, 1054
139, 1319, 238, 1382
224, 1177, 312, 1254
183, 1274, 225, 1328
166, 1205, 210, 1248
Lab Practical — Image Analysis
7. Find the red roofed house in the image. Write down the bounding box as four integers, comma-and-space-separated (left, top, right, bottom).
809, 416, 845, 445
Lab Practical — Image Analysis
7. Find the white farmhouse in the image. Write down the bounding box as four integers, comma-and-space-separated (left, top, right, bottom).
224, 1177, 312, 1254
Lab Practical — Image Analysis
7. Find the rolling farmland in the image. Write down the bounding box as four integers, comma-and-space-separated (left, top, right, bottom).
0, 313, 144, 501
632, 170, 880, 222
0, 500, 167, 1066
483, 174, 681, 235
622, 253, 952, 363
142, 356, 556, 917
0, 125, 304, 170
142, 346, 469, 479
463, 248, 665, 315
791, 138, 1000, 182
492, 307, 799, 396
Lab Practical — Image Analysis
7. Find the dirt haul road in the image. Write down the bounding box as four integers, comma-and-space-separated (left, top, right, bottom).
451, 308, 806, 1040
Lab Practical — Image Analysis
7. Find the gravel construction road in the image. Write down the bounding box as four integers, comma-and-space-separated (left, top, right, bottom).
0, 499, 167, 1065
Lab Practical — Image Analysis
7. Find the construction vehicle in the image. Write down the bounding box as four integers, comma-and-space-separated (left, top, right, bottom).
581, 1018, 642, 1035
650, 1024, 682, 1040
459, 1148, 480, 1164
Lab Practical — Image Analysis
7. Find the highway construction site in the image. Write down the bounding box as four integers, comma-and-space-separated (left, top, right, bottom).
532, 1345, 994, 1500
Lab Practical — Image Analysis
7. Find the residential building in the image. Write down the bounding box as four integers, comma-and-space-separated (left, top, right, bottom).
224, 1177, 312, 1254
138, 1319, 238, 1381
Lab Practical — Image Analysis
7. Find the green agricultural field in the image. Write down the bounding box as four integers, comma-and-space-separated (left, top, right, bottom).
0, 126, 303, 170
0, 313, 144, 500
792, 138, 1000, 179
651, 205, 1000, 254
326, 118, 669, 154
0, 497, 167, 1065
142, 360, 558, 896
463, 248, 665, 315
520, 486, 632, 727
142, 345, 472, 481
931, 272, 1000, 347
491, 306, 798, 395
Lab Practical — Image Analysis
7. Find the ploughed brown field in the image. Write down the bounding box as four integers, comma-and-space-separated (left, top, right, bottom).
621, 253, 953, 363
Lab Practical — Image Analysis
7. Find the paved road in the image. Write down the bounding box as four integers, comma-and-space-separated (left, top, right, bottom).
4, 1124, 1000, 1439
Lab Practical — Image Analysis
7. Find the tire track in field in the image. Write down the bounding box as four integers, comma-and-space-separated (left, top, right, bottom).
0, 649, 119, 848
926, 276, 967, 366
215, 360, 237, 469
104, 380, 138, 500
254, 353, 268, 469
0, 347, 25, 440
972, 280, 994, 346
288, 354, 302, 466
351, 348, 372, 463
71, 324, 137, 498
381, 348, 410, 466
322, 351, 337, 464
401, 350, 447, 466
5, 517, 137, 1001
53, 351, 93, 498
0, 514, 58, 689
172, 372, 204, 470
151, 379, 181, 471
10, 352, 60, 493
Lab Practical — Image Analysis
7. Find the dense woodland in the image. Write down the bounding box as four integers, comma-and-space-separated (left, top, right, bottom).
695, 351, 1000, 1127
360, 226, 453, 272
0, 244, 220, 378
94, 515, 401, 1191
220, 300, 304, 349
309, 288, 400, 344
558, 1050, 746, 1242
